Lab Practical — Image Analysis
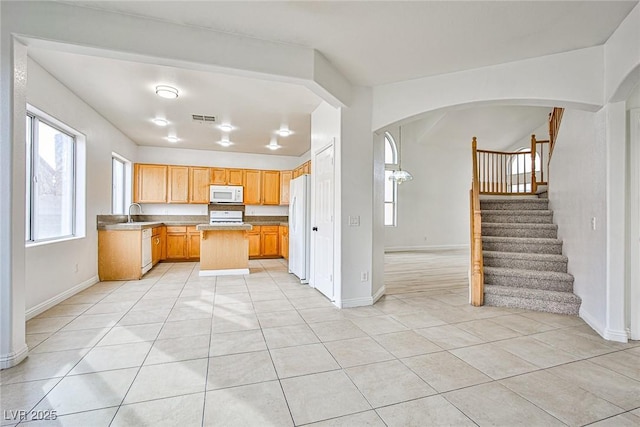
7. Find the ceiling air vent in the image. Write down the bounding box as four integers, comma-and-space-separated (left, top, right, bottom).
192, 114, 216, 123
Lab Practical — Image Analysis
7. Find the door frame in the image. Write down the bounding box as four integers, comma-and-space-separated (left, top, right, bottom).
629, 108, 640, 340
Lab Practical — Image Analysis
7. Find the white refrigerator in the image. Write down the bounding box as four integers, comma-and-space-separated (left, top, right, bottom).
289, 174, 311, 283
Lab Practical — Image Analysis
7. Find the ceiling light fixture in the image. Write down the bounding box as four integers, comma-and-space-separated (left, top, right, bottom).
152, 118, 168, 126
218, 124, 233, 132
218, 138, 233, 147
166, 136, 179, 143
388, 126, 413, 184
267, 139, 281, 150
277, 128, 292, 137
155, 85, 179, 99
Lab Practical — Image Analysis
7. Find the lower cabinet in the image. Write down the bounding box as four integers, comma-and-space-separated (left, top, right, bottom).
166, 226, 200, 260
151, 226, 166, 265
279, 225, 289, 260
248, 225, 281, 259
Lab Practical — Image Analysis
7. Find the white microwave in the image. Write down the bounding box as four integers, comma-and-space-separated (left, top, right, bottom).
210, 185, 244, 203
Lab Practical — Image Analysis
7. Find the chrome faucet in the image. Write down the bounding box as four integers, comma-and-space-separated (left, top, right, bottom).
128, 203, 142, 223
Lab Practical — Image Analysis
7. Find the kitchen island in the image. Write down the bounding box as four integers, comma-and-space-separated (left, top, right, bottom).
196, 223, 253, 276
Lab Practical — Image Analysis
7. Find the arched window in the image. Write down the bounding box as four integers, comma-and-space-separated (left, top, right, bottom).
384, 132, 398, 226
510, 148, 541, 192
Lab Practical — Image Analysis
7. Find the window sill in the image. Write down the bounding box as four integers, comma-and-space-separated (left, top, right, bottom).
26, 235, 85, 248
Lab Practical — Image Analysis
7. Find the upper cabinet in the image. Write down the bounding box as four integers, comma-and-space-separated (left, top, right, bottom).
189, 167, 211, 203
134, 164, 168, 203
280, 171, 292, 205
243, 169, 262, 205
262, 170, 281, 205
210, 168, 244, 186
133, 162, 310, 205
167, 166, 190, 203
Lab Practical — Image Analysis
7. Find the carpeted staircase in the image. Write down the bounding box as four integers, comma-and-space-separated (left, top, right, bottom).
480, 196, 581, 315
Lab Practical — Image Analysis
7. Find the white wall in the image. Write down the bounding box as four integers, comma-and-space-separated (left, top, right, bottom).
548, 109, 608, 333
384, 122, 470, 250
605, 3, 640, 102
372, 46, 604, 132
339, 87, 376, 305
25, 58, 139, 313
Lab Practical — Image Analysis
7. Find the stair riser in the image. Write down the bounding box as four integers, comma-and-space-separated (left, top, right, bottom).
480, 201, 549, 211
483, 257, 567, 273
482, 227, 557, 239
482, 241, 563, 255
481, 213, 553, 224
484, 294, 580, 315
484, 273, 574, 292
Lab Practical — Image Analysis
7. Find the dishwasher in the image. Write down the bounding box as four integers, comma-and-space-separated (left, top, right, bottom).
141, 228, 152, 275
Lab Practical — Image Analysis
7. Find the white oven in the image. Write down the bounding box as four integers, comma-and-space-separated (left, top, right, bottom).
210, 185, 243, 204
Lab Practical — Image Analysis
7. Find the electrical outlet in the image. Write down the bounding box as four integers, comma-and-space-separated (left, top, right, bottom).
360, 271, 368, 282
74, 263, 79, 273
591, 217, 597, 230
349, 215, 360, 226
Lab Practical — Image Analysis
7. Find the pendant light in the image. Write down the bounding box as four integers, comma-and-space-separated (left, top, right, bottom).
389, 125, 413, 184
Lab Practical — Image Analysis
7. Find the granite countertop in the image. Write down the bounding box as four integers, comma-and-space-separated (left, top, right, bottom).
248, 221, 289, 227
98, 221, 204, 230
97, 214, 288, 230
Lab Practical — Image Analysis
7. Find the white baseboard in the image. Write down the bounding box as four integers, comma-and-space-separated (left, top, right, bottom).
0, 344, 29, 370
25, 275, 99, 320
385, 244, 468, 253
373, 285, 386, 304
579, 306, 628, 343
339, 296, 374, 308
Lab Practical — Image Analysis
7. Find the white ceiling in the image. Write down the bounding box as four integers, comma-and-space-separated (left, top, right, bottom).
29, 1, 637, 155
28, 48, 322, 156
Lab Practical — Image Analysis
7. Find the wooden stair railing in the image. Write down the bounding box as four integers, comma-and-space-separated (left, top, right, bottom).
470, 137, 484, 306
549, 107, 564, 158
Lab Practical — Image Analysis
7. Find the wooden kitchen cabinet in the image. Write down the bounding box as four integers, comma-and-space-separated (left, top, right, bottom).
167, 166, 189, 203
279, 225, 289, 259
210, 168, 228, 185
261, 226, 279, 256
151, 226, 166, 265
98, 229, 143, 280
301, 161, 311, 175
247, 226, 261, 258
280, 171, 292, 205
262, 170, 281, 205
187, 226, 200, 259
189, 167, 211, 203
134, 164, 167, 203
166, 225, 200, 260
227, 169, 244, 185
243, 169, 262, 205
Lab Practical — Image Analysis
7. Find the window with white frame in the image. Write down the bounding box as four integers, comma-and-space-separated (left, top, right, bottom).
26, 109, 84, 243
384, 132, 398, 226
509, 148, 541, 193
112, 154, 131, 215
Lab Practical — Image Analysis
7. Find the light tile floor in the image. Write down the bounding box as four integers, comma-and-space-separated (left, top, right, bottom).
2, 259, 640, 426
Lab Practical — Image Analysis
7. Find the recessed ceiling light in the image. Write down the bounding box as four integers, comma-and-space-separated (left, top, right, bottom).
166, 136, 179, 143
277, 128, 292, 137
267, 140, 281, 150
218, 124, 233, 132
152, 118, 168, 126
218, 138, 233, 147
155, 85, 179, 99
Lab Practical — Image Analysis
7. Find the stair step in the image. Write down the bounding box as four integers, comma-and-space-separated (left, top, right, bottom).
482, 236, 563, 255
480, 198, 549, 211
484, 267, 574, 292
483, 251, 568, 273
482, 223, 558, 239
481, 210, 553, 224
484, 285, 581, 315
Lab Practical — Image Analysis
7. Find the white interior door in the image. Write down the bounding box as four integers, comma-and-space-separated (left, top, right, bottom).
313, 144, 334, 300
